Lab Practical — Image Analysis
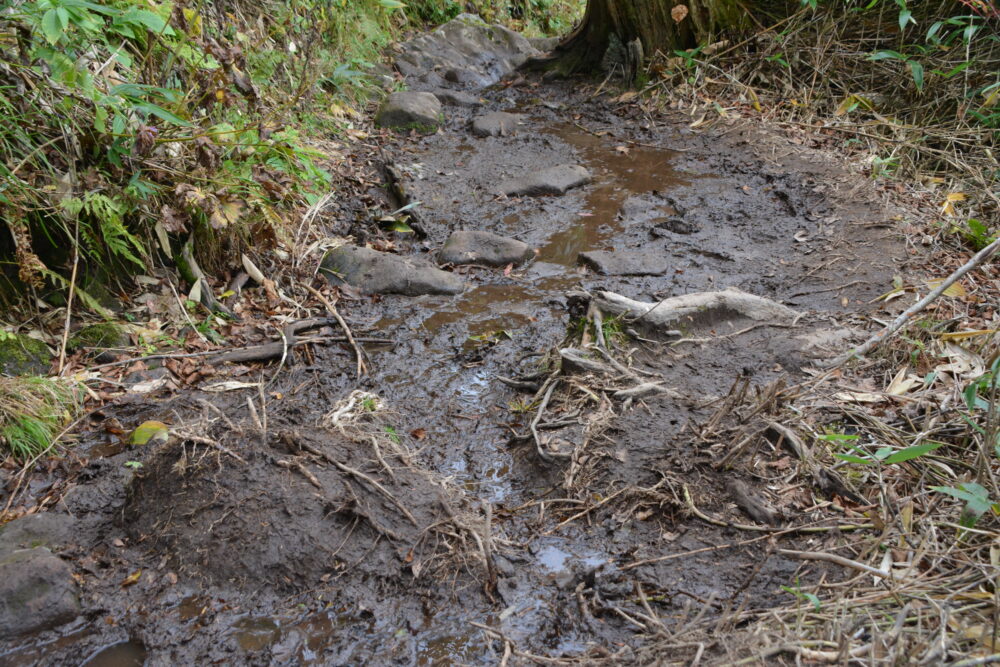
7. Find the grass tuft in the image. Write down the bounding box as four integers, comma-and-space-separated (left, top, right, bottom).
0, 377, 80, 462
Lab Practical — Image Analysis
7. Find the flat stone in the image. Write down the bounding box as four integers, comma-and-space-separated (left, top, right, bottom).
432, 89, 483, 107
321, 245, 463, 296
375, 92, 442, 132
471, 111, 522, 137
444, 68, 489, 86
0, 513, 77, 557
439, 231, 534, 267
0, 548, 80, 639
652, 217, 700, 236
499, 164, 591, 197
578, 250, 670, 276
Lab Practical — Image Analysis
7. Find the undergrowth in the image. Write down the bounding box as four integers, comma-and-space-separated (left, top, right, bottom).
650, 0, 998, 215
0, 0, 408, 311
0, 376, 79, 461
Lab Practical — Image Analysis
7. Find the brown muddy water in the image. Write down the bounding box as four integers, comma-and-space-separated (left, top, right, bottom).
0, 77, 903, 666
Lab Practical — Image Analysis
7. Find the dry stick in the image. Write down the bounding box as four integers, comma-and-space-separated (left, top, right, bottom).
778, 548, 896, 580
824, 236, 1000, 368
302, 282, 366, 377
541, 484, 630, 536
57, 220, 80, 376
682, 485, 873, 535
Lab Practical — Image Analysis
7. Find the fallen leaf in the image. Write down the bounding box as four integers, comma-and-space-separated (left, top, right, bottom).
410, 428, 426, 440
939, 329, 998, 341
671, 4, 689, 22
833, 391, 884, 403
940, 192, 966, 217
121, 570, 142, 587
202, 381, 261, 392
926, 278, 966, 298
130, 420, 170, 446
614, 145, 630, 155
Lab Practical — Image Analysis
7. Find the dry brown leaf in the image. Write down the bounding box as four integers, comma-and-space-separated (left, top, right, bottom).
671, 4, 689, 22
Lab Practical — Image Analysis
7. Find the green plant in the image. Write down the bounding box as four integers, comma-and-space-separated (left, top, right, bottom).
781, 578, 821, 611
0, 377, 79, 461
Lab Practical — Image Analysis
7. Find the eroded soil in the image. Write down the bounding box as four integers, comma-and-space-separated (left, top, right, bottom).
0, 44, 908, 667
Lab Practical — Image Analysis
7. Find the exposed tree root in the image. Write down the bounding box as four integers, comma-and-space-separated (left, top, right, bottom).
593, 288, 801, 331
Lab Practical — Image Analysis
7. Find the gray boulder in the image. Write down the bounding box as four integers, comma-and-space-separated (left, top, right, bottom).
321, 246, 463, 296
471, 111, 523, 138
579, 250, 670, 276
499, 165, 591, 197
0, 513, 77, 557
439, 231, 534, 267
432, 89, 483, 107
395, 15, 539, 88
0, 548, 80, 639
375, 92, 442, 132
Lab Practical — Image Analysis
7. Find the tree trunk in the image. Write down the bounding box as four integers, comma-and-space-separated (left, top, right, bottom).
535, 0, 745, 78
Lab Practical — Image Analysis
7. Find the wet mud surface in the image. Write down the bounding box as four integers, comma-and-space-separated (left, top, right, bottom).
1, 55, 907, 666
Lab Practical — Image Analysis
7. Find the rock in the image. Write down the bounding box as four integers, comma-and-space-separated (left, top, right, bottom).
0, 548, 80, 639
432, 89, 483, 107
0, 333, 51, 376
652, 217, 700, 236
321, 246, 463, 296
395, 15, 539, 89
439, 231, 534, 267
499, 164, 591, 197
0, 513, 77, 557
529, 36, 561, 52
444, 68, 489, 86
579, 250, 670, 276
68, 322, 128, 363
375, 92, 442, 132
471, 111, 522, 137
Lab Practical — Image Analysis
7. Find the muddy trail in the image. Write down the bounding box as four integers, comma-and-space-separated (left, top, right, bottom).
1, 17, 907, 667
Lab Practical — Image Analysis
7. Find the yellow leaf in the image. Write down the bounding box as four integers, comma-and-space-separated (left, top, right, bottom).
121, 570, 142, 587
939, 329, 998, 341
941, 192, 966, 217
746, 87, 761, 113
927, 278, 966, 298
130, 420, 169, 446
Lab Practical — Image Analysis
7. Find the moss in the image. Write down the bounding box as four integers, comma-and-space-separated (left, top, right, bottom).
67, 322, 128, 352
0, 334, 52, 376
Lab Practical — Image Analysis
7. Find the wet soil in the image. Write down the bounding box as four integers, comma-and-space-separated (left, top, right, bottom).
1, 74, 906, 665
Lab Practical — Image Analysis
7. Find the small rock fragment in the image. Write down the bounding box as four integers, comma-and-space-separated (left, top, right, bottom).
499, 164, 591, 197
439, 231, 534, 267
651, 217, 700, 236
471, 111, 522, 137
432, 89, 483, 107
375, 92, 442, 132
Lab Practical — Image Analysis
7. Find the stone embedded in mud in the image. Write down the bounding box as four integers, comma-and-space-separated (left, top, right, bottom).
0, 547, 80, 640
499, 164, 591, 197
432, 89, 483, 108
578, 250, 670, 276
395, 15, 539, 89
375, 92, 442, 132
438, 231, 534, 267
321, 245, 463, 296
0, 513, 77, 557
651, 217, 700, 236
0, 332, 51, 376
471, 111, 522, 138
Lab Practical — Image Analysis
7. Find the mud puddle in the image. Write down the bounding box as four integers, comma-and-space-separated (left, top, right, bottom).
1, 55, 906, 667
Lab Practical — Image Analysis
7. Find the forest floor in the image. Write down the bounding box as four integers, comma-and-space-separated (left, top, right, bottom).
1, 16, 992, 667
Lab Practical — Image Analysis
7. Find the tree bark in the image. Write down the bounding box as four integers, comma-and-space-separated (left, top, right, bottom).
534, 0, 745, 78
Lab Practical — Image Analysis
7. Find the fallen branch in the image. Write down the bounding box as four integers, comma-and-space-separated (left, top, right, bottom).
823, 236, 1000, 368
593, 288, 800, 331
302, 282, 367, 377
